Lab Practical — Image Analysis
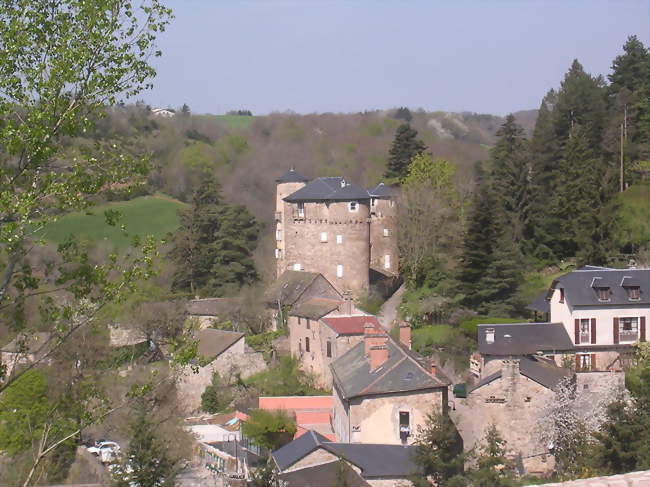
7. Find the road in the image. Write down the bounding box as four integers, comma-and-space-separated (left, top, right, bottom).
376, 283, 406, 330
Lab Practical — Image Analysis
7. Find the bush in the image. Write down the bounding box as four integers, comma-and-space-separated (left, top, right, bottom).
243, 356, 328, 396
245, 330, 285, 359
201, 372, 232, 413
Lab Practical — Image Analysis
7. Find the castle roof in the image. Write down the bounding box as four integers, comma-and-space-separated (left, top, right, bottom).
276, 168, 310, 183
284, 177, 370, 202
368, 182, 399, 198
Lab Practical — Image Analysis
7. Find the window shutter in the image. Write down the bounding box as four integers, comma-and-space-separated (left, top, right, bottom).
641, 317, 646, 342
574, 319, 580, 345
591, 353, 597, 371
575, 354, 581, 371
591, 318, 597, 344
613, 317, 619, 344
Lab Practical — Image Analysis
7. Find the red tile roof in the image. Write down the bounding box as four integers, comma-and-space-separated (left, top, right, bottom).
321, 315, 381, 335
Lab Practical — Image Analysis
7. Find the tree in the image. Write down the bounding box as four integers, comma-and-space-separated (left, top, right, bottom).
113, 401, 178, 487
180, 103, 191, 115
385, 123, 427, 179
393, 107, 413, 122
200, 371, 232, 413
169, 172, 260, 296
469, 425, 516, 487
242, 409, 297, 451
412, 409, 464, 486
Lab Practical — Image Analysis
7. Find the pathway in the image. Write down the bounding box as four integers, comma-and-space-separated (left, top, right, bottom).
376, 283, 406, 330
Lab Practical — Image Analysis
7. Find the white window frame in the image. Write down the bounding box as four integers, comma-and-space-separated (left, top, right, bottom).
485, 328, 495, 344
579, 318, 591, 343
619, 316, 639, 343
383, 228, 390, 237
275, 248, 281, 259
384, 254, 391, 269
336, 234, 343, 244
348, 201, 358, 212
320, 232, 328, 243
577, 353, 591, 371
275, 230, 282, 241
336, 264, 343, 278
293, 263, 301, 271
297, 202, 305, 218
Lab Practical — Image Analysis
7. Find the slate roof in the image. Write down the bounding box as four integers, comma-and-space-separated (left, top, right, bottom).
477, 322, 574, 356
273, 430, 419, 478
279, 461, 370, 487
265, 271, 322, 306
549, 267, 650, 306
276, 168, 309, 183
469, 356, 572, 392
321, 315, 381, 336
290, 298, 342, 320
331, 336, 449, 400
284, 177, 371, 202
186, 297, 241, 317
369, 182, 399, 198
527, 291, 550, 313
196, 329, 244, 360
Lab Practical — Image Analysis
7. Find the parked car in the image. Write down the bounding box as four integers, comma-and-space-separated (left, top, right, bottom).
87, 441, 121, 463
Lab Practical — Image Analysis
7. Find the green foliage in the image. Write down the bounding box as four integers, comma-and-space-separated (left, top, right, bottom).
385, 123, 427, 179
612, 184, 650, 252
101, 341, 150, 369
169, 172, 260, 296
469, 425, 517, 487
355, 292, 384, 315
201, 372, 232, 413
245, 330, 286, 358
243, 356, 328, 396
242, 408, 297, 451
41, 195, 186, 251
457, 316, 523, 338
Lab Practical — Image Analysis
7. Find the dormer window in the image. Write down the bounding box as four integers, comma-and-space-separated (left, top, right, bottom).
595, 287, 611, 302
626, 286, 641, 301
485, 328, 495, 344
348, 201, 358, 212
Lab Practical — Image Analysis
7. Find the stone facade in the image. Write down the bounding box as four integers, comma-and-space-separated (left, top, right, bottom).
369, 196, 398, 276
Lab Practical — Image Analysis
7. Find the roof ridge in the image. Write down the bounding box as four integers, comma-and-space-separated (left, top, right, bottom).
359, 354, 407, 396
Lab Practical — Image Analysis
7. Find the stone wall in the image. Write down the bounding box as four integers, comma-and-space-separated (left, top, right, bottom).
369, 197, 398, 275
275, 180, 307, 277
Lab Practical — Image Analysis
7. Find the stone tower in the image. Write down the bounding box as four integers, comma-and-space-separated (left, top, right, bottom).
369, 183, 399, 276
275, 168, 309, 277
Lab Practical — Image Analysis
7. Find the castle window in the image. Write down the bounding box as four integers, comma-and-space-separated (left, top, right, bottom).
336, 264, 343, 278
305, 336, 310, 353
320, 232, 328, 243
275, 230, 281, 241
383, 228, 390, 237
293, 263, 301, 271
336, 235, 343, 244
297, 202, 305, 218
326, 341, 332, 358
348, 201, 358, 212
384, 254, 391, 269
275, 248, 281, 259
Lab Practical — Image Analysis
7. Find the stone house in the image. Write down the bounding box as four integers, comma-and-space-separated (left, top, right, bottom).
543, 266, 648, 371
176, 328, 266, 413
273, 430, 420, 487
331, 323, 450, 445
186, 297, 242, 329
274, 169, 398, 296
466, 356, 573, 475
0, 332, 50, 381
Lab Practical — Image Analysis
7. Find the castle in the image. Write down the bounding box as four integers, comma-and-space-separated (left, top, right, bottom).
274, 169, 399, 295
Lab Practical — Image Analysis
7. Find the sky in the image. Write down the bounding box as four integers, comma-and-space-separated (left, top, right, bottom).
145, 0, 650, 116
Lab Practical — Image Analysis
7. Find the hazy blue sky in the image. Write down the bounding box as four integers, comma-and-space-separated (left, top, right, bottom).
145, 0, 650, 116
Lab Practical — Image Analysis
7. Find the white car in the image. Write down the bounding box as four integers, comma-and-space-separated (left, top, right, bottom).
87, 441, 121, 463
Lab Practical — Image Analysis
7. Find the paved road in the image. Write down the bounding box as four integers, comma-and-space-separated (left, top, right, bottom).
377, 283, 406, 330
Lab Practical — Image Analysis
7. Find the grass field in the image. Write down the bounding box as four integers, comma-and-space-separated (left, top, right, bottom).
41, 195, 187, 251
198, 114, 255, 131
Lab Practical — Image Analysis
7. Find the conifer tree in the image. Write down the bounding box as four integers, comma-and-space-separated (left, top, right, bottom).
385, 123, 427, 179
469, 425, 516, 487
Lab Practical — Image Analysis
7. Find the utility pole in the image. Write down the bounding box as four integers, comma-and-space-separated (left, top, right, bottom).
620, 123, 624, 192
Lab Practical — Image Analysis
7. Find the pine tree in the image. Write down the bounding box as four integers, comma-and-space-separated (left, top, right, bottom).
385, 123, 427, 179
470, 424, 516, 487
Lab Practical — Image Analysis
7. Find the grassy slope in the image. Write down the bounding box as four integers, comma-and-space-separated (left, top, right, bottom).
614, 184, 650, 249
42, 195, 187, 251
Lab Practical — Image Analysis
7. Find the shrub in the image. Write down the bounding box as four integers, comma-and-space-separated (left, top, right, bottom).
243, 356, 328, 396
201, 372, 232, 413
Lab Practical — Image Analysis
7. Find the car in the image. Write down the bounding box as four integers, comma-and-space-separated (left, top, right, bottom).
87, 441, 121, 463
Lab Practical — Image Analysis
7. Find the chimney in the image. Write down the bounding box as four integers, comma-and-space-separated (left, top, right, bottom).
399, 322, 412, 349
370, 345, 389, 370
430, 362, 437, 377
342, 291, 353, 315
364, 324, 387, 355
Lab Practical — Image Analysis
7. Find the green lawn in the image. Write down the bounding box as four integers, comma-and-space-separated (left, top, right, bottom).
41, 195, 187, 251
198, 114, 255, 131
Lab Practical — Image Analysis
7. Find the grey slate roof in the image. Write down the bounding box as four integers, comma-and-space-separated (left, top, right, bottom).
284, 177, 370, 202
477, 322, 574, 356
549, 267, 650, 306
369, 182, 399, 198
469, 356, 572, 392
330, 336, 449, 400
265, 270, 321, 306
279, 461, 370, 487
273, 430, 419, 479
186, 297, 241, 317
196, 329, 244, 360
289, 298, 342, 320
276, 168, 309, 183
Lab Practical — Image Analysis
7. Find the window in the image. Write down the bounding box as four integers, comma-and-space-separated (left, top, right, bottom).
626, 286, 641, 301
384, 254, 391, 269
371, 198, 377, 207
383, 228, 390, 237
595, 287, 611, 302
297, 202, 305, 218
399, 411, 410, 442
559, 288, 565, 303
389, 199, 395, 208
485, 328, 495, 344
336, 234, 343, 244
305, 336, 310, 353
275, 230, 282, 241
298, 317, 301, 325
320, 232, 328, 243
580, 318, 591, 342
326, 341, 332, 358
577, 354, 591, 371
306, 319, 310, 330
293, 263, 301, 271
275, 248, 281, 259
348, 201, 358, 212
619, 317, 639, 342
336, 264, 343, 278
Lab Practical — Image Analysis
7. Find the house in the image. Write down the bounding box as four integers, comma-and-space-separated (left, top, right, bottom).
331, 323, 450, 445
279, 460, 371, 487
258, 395, 336, 441
186, 297, 242, 329
0, 332, 50, 381
272, 430, 420, 487
466, 356, 573, 475
176, 329, 266, 412
274, 170, 399, 295
150, 107, 176, 117
545, 266, 648, 371
266, 270, 344, 318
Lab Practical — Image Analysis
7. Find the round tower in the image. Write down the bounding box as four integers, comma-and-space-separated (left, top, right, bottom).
275, 169, 309, 278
